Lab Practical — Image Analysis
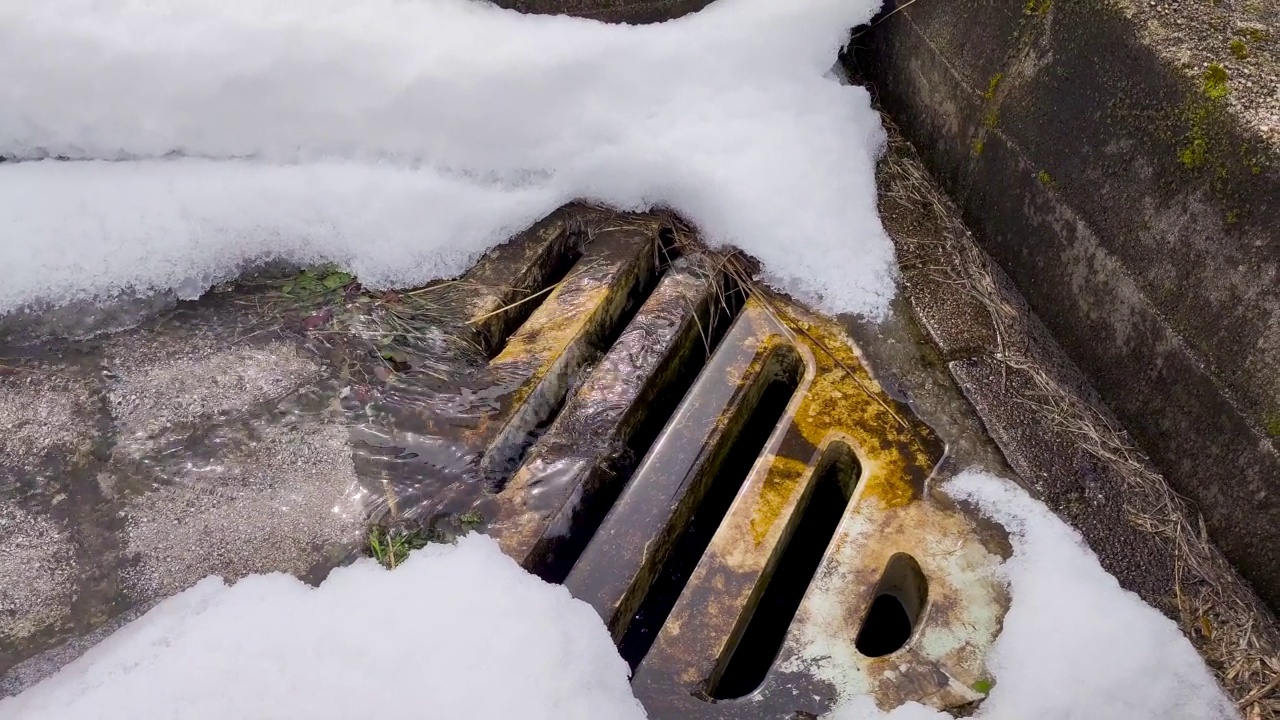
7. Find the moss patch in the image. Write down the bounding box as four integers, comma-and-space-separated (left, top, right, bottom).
984, 73, 1004, 101
1024, 0, 1051, 15
1267, 416, 1280, 438
1177, 66, 1233, 171
1202, 64, 1230, 100
366, 511, 487, 569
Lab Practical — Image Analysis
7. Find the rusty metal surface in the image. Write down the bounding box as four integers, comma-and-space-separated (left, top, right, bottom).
353, 207, 1009, 715
352, 216, 660, 524
564, 323, 795, 640
619, 300, 1006, 717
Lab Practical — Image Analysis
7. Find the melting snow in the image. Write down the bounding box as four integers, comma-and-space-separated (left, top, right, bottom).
0, 534, 647, 720
0, 0, 893, 318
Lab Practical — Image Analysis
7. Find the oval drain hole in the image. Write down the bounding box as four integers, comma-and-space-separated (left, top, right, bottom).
713, 441, 860, 700
855, 553, 928, 658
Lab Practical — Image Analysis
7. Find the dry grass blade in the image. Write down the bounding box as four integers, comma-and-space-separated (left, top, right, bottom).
851, 0, 927, 39
466, 282, 559, 326
1240, 673, 1280, 709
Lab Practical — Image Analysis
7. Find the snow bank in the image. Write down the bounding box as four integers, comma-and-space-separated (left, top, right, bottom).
0, 0, 893, 318
825, 471, 1237, 720
0, 534, 646, 720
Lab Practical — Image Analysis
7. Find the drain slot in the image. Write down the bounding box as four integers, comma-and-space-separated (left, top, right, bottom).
855, 553, 928, 658
537, 273, 740, 584
483, 239, 584, 359
618, 351, 802, 669
616, 272, 745, 482
480, 230, 663, 483
489, 254, 742, 581
712, 441, 860, 699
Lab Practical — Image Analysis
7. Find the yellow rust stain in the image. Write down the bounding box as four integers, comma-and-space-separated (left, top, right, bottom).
749, 454, 809, 544
497, 280, 612, 362
488, 273, 621, 411
749, 298, 936, 511
858, 455, 918, 509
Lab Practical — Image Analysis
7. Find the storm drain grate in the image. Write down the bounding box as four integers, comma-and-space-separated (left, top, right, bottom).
350, 205, 1009, 718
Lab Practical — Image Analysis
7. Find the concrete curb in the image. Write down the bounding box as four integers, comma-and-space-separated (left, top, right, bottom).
855, 0, 1280, 609
875, 127, 1280, 710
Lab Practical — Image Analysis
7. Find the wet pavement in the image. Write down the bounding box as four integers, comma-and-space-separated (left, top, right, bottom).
1, 291, 367, 691
0, 206, 1020, 715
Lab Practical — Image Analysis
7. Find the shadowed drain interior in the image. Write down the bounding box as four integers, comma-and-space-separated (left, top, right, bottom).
713, 441, 860, 699
855, 553, 928, 657
534, 268, 746, 583
617, 349, 803, 669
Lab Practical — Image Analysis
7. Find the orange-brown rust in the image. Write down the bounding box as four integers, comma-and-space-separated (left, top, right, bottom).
629, 295, 1006, 718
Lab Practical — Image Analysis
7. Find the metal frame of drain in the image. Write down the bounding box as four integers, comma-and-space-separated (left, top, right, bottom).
350, 204, 1008, 717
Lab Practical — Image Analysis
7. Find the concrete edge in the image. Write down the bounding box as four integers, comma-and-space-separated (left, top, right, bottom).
875, 123, 1280, 709
854, 0, 1280, 612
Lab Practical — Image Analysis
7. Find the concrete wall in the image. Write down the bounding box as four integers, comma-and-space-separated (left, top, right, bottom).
854, 0, 1280, 607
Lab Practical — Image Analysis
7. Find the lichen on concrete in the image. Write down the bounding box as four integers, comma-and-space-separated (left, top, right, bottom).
1111, 0, 1278, 143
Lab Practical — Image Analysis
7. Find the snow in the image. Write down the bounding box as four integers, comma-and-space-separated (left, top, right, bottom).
824, 471, 1238, 720
0, 534, 647, 720
0, 0, 894, 318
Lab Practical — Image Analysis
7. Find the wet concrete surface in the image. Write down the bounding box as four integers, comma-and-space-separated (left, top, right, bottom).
0, 206, 1021, 714
0, 292, 367, 691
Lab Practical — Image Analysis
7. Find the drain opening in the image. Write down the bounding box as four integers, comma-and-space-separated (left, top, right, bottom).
483, 232, 585, 358
535, 270, 741, 584
854, 553, 928, 658
618, 345, 803, 670
617, 273, 744, 473
485, 233, 670, 486
712, 441, 860, 699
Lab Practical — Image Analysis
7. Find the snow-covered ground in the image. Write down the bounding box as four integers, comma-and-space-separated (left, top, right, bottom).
0, 472, 1235, 719
0, 0, 1240, 718
0, 0, 892, 318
